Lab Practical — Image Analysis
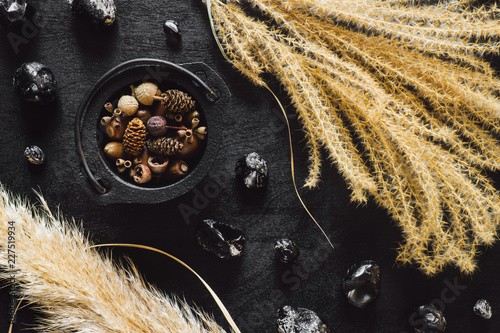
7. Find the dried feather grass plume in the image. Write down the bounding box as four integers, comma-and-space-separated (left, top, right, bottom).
0, 185, 226, 332
207, 0, 500, 274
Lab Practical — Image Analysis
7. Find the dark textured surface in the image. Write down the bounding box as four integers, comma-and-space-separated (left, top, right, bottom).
0, 1, 499, 332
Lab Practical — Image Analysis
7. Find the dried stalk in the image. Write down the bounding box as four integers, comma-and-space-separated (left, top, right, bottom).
208, 0, 500, 275
0, 185, 227, 332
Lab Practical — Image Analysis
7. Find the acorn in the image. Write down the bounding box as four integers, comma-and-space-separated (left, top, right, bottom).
104, 142, 126, 161
165, 160, 188, 180
133, 164, 152, 184
136, 108, 152, 123
148, 156, 169, 174
117, 95, 139, 117
152, 101, 168, 117
133, 82, 160, 106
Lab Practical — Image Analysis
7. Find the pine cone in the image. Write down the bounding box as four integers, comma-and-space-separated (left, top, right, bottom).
159, 89, 195, 114
123, 118, 146, 156
147, 137, 184, 156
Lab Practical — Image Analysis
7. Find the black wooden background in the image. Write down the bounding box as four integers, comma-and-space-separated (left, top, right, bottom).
0, 1, 499, 332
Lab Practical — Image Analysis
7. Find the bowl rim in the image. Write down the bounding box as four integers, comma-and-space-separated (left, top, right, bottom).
75, 58, 229, 205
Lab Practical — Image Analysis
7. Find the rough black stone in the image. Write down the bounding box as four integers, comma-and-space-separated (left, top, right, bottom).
195, 219, 245, 258
235, 152, 268, 189
274, 238, 299, 264
411, 304, 447, 333
473, 299, 492, 319
13, 62, 57, 105
277, 305, 330, 333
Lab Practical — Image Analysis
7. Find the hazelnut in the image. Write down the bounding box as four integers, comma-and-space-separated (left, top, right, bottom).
104, 142, 126, 161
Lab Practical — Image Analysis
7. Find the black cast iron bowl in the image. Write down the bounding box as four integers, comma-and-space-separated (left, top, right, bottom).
76, 59, 230, 205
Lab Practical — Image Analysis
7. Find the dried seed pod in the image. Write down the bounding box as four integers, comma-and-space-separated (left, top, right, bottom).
148, 156, 169, 174
146, 116, 167, 137
146, 137, 183, 156
123, 118, 146, 156
100, 116, 112, 127
133, 157, 142, 165
68, 0, 116, 27
136, 108, 152, 123
117, 95, 139, 117
104, 141, 125, 160
13, 62, 57, 105
165, 160, 188, 180
133, 164, 152, 184
104, 102, 113, 113
184, 110, 200, 124
177, 129, 202, 159
194, 126, 207, 140
153, 89, 195, 114
105, 116, 126, 140
24, 145, 45, 165
133, 82, 160, 106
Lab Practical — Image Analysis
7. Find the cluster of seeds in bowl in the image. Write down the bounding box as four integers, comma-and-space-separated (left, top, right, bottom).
101, 82, 207, 185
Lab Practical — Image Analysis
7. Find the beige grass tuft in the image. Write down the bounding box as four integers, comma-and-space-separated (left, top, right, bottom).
207, 0, 500, 275
0, 185, 226, 332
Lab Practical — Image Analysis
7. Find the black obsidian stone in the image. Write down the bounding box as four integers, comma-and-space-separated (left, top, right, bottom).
343, 260, 380, 308
235, 152, 268, 189
13, 62, 57, 105
473, 299, 492, 319
274, 238, 300, 264
195, 219, 245, 259
0, 0, 28, 27
163, 20, 181, 45
411, 304, 447, 333
277, 305, 330, 333
24, 145, 45, 165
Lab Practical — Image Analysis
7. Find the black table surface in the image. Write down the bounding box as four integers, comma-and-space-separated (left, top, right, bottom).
1, 1, 499, 332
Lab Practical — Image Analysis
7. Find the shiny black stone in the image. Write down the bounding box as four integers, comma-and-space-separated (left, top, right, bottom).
235, 152, 268, 189
0, 0, 27, 26
411, 305, 447, 333
195, 219, 245, 258
277, 305, 330, 333
473, 299, 492, 319
274, 238, 299, 264
343, 260, 380, 308
163, 20, 180, 45
24, 145, 45, 165
13, 62, 57, 105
